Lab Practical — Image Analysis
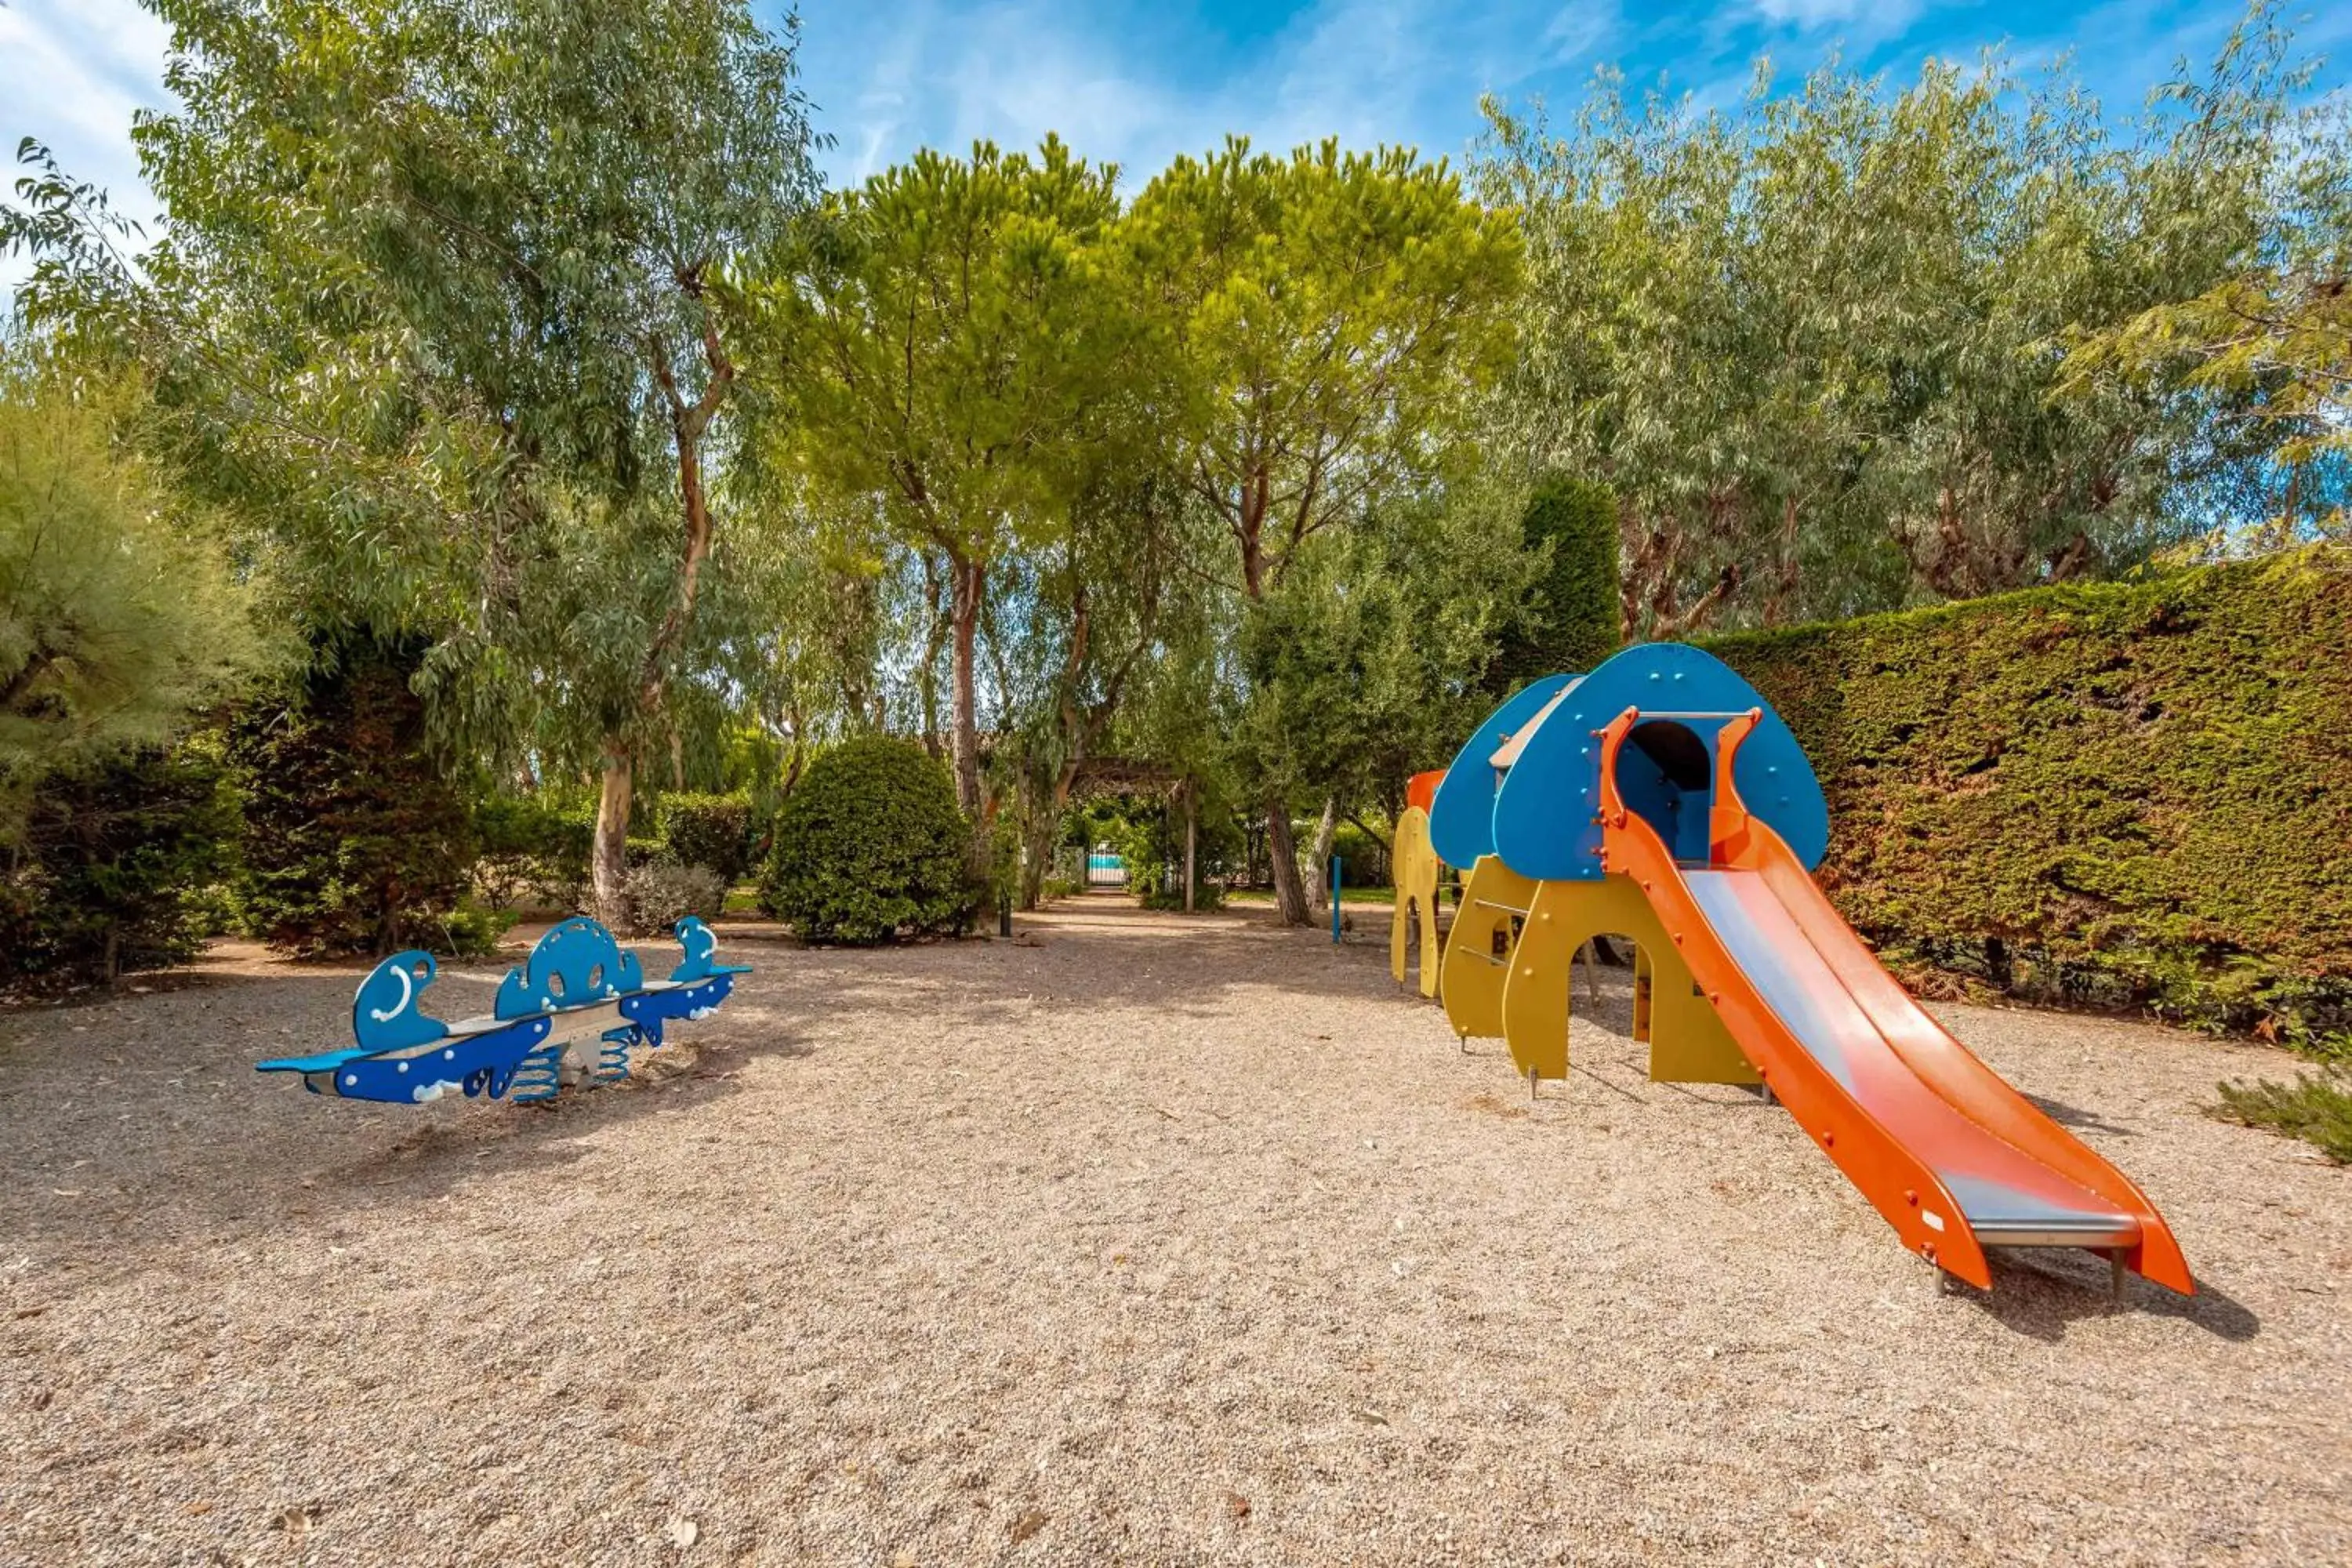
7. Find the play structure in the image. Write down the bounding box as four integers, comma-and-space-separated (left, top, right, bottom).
1393, 642, 2194, 1296
257, 915, 749, 1105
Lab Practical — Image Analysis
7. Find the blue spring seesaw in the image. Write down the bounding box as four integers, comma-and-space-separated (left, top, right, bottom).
256, 915, 750, 1105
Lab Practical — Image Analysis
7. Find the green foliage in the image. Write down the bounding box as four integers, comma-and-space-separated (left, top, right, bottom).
1494, 476, 1620, 683
0, 742, 242, 988
757, 737, 978, 944
1330, 820, 1392, 890
1233, 492, 1537, 826
1705, 547, 2352, 1037
2211, 1070, 2352, 1163
0, 357, 270, 829
1114, 804, 1235, 913
437, 897, 517, 959
1128, 138, 1523, 597
661, 791, 754, 882
469, 793, 592, 912
230, 642, 477, 957
1128, 136, 1523, 922
750, 137, 1131, 810
15, 0, 823, 927
1477, 13, 2336, 632
2062, 11, 2351, 500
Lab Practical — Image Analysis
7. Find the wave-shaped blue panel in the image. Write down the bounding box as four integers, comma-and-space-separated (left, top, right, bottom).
1428, 673, 1577, 869
668, 916, 753, 983
351, 951, 449, 1051
495, 916, 646, 1018
1490, 643, 1828, 881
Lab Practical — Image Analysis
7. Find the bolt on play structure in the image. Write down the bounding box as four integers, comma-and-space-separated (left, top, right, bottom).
1389, 641, 2193, 1296
256, 915, 749, 1105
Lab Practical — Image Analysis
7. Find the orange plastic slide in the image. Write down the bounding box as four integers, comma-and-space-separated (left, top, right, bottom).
1595, 708, 2194, 1294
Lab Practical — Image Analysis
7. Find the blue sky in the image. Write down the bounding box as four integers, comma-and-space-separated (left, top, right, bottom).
1, 0, 2346, 278
788, 0, 2349, 187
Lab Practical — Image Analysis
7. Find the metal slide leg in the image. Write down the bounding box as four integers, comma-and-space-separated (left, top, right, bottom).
1528, 1064, 1540, 1100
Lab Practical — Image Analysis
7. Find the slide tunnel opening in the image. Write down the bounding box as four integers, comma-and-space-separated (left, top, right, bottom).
1614, 719, 1715, 865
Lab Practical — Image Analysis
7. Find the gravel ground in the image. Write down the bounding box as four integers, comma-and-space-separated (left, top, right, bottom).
2, 896, 2347, 1566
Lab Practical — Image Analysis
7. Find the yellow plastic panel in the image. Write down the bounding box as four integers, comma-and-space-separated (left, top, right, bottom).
1645, 947, 1759, 1085
1389, 807, 1444, 998
1439, 855, 1538, 1041
1501, 875, 1659, 1083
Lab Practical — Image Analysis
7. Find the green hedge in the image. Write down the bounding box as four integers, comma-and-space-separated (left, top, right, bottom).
0, 743, 242, 988
1704, 549, 2352, 1043
661, 791, 755, 882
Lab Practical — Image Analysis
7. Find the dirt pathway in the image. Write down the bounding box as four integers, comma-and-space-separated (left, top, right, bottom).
2, 897, 2344, 1565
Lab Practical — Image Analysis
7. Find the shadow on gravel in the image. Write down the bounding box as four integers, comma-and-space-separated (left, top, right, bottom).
1965, 1249, 2261, 1342
0, 975, 811, 1292
2022, 1092, 2140, 1138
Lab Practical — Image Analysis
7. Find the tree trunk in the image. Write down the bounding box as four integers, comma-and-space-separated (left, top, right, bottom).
1018, 805, 1054, 912
948, 554, 985, 817
593, 740, 633, 929
1265, 800, 1308, 924
1306, 796, 1339, 913
917, 552, 946, 759
1183, 792, 1197, 915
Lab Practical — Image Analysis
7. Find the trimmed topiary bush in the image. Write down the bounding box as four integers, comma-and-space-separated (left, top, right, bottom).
758, 737, 978, 944
1704, 547, 2352, 1040
661, 791, 754, 883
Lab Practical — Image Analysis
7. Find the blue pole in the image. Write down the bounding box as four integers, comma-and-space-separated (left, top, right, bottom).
1330, 855, 1343, 943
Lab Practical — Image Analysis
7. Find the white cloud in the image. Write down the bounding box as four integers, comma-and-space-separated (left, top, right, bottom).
0, 0, 173, 294
800, 0, 1625, 193
1749, 0, 1882, 24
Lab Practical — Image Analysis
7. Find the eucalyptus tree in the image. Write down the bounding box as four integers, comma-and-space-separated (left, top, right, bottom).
2062, 33, 2352, 542
1127, 138, 1522, 921
748, 138, 1129, 818
9, 0, 822, 925
1476, 11, 2326, 630
989, 470, 1196, 909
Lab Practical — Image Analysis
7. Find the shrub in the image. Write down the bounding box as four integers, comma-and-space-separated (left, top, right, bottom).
435, 896, 518, 959
470, 793, 593, 912
1330, 820, 1391, 889
662, 792, 755, 884
758, 737, 978, 944
2210, 1070, 2352, 1163
1704, 547, 2352, 1038
1493, 474, 1621, 685
0, 742, 244, 988
626, 861, 728, 935
230, 640, 475, 957
1115, 805, 1236, 912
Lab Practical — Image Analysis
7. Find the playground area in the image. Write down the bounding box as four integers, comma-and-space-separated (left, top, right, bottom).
2, 899, 2345, 1566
